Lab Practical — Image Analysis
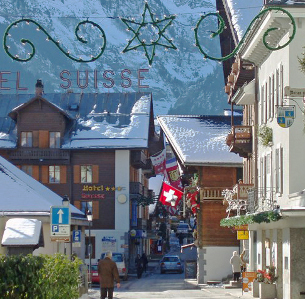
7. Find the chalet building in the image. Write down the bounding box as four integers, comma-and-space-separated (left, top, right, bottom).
157, 114, 243, 283
220, 1, 305, 298
0, 81, 162, 268
0, 155, 88, 257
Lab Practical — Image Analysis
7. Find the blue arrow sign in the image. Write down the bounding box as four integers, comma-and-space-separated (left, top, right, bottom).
51, 206, 70, 225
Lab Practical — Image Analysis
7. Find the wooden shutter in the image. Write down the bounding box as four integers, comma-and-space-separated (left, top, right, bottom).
33, 165, 39, 181
15, 165, 21, 169
41, 165, 49, 183
92, 201, 99, 219
33, 131, 39, 148
74, 165, 80, 183
39, 130, 49, 148
74, 200, 81, 210
60, 166, 67, 184
92, 165, 99, 183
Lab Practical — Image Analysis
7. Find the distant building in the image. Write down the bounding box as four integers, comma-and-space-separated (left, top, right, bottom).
158, 114, 243, 283
0, 81, 163, 267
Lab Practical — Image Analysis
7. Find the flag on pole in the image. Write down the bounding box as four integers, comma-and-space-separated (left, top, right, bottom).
159, 181, 183, 207
150, 149, 166, 175
166, 157, 183, 190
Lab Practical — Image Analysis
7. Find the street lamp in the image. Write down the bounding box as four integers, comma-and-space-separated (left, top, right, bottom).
62, 195, 69, 207
87, 210, 93, 288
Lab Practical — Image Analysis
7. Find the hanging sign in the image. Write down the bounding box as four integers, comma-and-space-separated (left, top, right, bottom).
276, 105, 295, 128
237, 230, 249, 240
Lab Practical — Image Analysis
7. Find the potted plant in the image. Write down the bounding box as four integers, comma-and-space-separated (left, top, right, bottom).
252, 270, 264, 298
258, 266, 277, 299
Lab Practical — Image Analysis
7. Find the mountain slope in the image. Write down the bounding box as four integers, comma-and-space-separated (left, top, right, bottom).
0, 0, 228, 115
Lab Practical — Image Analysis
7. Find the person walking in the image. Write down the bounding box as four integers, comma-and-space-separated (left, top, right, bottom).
141, 253, 148, 273
98, 251, 120, 299
135, 254, 143, 279
230, 251, 243, 282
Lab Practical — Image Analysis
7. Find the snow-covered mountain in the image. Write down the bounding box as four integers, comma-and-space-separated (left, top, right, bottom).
0, 0, 229, 115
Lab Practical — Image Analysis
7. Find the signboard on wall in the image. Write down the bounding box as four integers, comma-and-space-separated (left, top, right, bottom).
101, 236, 116, 252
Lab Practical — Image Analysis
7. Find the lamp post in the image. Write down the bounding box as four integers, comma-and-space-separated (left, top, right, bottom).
86, 210, 93, 288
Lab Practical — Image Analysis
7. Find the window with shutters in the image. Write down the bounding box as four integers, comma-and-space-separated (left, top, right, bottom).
81, 201, 93, 215
21, 165, 33, 176
50, 132, 61, 148
21, 132, 33, 147
49, 165, 60, 183
275, 147, 283, 194
81, 165, 92, 183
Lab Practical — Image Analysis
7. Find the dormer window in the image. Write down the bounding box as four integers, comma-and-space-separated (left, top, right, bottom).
21, 132, 33, 147
50, 132, 61, 148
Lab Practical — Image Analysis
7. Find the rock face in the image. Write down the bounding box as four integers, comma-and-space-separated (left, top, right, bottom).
0, 0, 228, 115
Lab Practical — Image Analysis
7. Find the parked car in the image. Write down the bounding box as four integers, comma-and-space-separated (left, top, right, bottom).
160, 255, 183, 274
100, 252, 128, 280
89, 264, 99, 284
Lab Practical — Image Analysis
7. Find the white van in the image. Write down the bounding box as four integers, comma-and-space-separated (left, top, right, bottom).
100, 252, 128, 280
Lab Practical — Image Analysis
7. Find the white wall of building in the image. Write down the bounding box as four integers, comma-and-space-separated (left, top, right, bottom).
204, 246, 239, 282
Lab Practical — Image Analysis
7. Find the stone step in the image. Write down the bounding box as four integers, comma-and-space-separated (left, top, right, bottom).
207, 280, 222, 285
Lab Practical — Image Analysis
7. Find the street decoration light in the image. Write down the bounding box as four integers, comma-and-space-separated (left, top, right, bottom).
62, 195, 70, 207
86, 210, 93, 287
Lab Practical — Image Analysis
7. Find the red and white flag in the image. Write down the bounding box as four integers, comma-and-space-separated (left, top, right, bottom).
187, 191, 199, 214
151, 149, 166, 176
159, 181, 183, 208
166, 157, 183, 191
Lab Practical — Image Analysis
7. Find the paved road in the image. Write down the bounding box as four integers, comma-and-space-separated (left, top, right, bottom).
84, 268, 252, 299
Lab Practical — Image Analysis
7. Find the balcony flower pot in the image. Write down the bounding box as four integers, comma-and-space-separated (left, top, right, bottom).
259, 283, 276, 299
251, 280, 260, 298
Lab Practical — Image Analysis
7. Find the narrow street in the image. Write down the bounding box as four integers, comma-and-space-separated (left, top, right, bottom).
86, 262, 251, 299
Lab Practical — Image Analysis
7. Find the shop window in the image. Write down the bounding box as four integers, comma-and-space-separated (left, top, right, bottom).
21, 132, 33, 147
50, 132, 61, 148
49, 165, 60, 183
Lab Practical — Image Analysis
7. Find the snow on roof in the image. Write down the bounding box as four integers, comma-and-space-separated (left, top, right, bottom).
226, 0, 263, 41
2, 218, 41, 246
0, 92, 152, 149
157, 115, 242, 166
63, 95, 151, 149
0, 155, 84, 217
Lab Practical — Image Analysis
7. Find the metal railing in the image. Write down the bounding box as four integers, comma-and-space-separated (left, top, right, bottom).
247, 187, 277, 213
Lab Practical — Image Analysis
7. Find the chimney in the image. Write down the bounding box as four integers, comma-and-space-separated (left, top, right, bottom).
35, 79, 44, 96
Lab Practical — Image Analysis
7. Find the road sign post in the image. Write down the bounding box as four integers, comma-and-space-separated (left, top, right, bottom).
50, 206, 71, 242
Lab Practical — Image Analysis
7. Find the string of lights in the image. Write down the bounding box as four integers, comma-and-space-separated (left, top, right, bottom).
2, 4, 296, 65
194, 6, 296, 62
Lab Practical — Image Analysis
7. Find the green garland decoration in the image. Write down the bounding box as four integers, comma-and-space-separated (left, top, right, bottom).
220, 210, 282, 227
3, 18, 106, 62
194, 7, 296, 62
121, 2, 177, 66
257, 125, 273, 147
134, 195, 159, 207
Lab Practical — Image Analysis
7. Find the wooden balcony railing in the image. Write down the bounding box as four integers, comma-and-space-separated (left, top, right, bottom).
226, 125, 252, 158
200, 187, 226, 200
9, 148, 70, 162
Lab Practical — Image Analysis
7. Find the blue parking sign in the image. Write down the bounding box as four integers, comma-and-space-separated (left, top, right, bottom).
73, 230, 81, 242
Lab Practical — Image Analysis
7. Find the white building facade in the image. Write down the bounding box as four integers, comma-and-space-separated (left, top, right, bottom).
232, 5, 305, 298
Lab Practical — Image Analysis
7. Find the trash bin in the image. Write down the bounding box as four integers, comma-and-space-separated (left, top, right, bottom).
184, 260, 197, 279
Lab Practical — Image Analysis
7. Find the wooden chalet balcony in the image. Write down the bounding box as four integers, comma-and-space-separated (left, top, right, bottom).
130, 182, 143, 195
130, 150, 151, 169
9, 148, 70, 162
226, 125, 252, 158
200, 187, 225, 200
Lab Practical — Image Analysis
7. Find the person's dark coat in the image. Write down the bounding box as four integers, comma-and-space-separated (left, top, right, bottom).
98, 257, 120, 288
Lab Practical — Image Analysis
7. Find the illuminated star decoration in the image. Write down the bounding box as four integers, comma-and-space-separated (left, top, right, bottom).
121, 2, 177, 66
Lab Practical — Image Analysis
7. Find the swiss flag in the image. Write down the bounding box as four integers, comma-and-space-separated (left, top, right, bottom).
159, 182, 183, 207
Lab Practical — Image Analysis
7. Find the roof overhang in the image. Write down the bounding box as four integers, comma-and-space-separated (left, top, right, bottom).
231, 80, 256, 105
240, 8, 296, 65
281, 208, 305, 217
